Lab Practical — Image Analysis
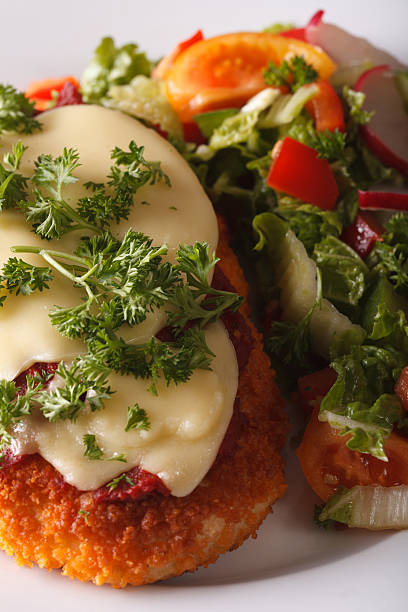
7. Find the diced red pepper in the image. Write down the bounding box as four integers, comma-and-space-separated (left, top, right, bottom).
395, 366, 408, 412
359, 190, 408, 212
266, 136, 339, 209
25, 76, 79, 111
305, 79, 345, 132
183, 121, 206, 144
341, 211, 384, 259
297, 367, 338, 413
55, 81, 82, 107
153, 29, 204, 80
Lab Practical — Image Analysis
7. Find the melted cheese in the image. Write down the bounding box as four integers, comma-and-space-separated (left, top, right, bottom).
12, 321, 237, 497
1, 105, 219, 261
0, 105, 238, 496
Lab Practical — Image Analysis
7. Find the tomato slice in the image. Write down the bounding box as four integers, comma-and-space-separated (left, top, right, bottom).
297, 367, 337, 413
153, 29, 204, 80
163, 32, 337, 122
296, 407, 408, 501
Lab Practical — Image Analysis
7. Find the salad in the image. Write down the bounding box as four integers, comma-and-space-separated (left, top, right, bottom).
7, 9, 408, 535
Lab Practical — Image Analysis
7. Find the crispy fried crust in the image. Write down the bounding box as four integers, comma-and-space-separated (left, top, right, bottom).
0, 217, 287, 587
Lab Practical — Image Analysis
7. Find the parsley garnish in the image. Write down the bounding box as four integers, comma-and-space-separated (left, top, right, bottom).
312, 129, 347, 162
83, 434, 104, 460
105, 453, 127, 462
0, 85, 42, 134
78, 509, 90, 524
0, 373, 49, 454
0, 257, 53, 299
263, 55, 318, 92
106, 473, 135, 492
125, 404, 150, 431
0, 141, 29, 210
17, 142, 171, 240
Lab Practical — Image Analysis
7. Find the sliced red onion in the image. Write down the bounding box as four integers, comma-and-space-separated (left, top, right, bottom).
359, 190, 408, 211
355, 65, 408, 176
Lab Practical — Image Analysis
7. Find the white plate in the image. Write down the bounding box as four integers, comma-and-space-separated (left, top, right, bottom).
0, 1, 407, 610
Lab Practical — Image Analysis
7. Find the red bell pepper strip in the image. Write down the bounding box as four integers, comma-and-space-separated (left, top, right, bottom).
153, 29, 204, 80
341, 211, 384, 259
25, 76, 79, 111
305, 80, 345, 132
358, 190, 408, 212
395, 366, 408, 412
298, 367, 337, 413
266, 137, 339, 209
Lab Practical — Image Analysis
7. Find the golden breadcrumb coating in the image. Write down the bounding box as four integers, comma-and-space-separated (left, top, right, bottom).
0, 216, 288, 587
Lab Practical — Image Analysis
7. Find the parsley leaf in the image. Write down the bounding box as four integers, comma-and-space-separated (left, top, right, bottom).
37, 360, 113, 422
83, 434, 104, 460
267, 269, 322, 367
0, 257, 53, 299
125, 404, 150, 431
0, 141, 29, 210
0, 374, 48, 454
263, 55, 318, 92
0, 84, 42, 134
106, 473, 135, 492
168, 243, 243, 331
19, 143, 170, 239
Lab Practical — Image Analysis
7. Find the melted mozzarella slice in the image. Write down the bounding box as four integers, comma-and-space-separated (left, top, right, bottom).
0, 105, 219, 378
0, 105, 237, 497
12, 321, 238, 497
0, 104, 218, 261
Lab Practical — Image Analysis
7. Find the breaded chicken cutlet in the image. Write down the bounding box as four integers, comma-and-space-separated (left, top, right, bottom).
0, 218, 287, 587
0, 104, 287, 587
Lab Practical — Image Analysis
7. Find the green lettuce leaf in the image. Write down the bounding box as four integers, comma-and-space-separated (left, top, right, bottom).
81, 37, 152, 104
275, 203, 342, 254
194, 109, 239, 139
104, 75, 183, 139
313, 235, 368, 306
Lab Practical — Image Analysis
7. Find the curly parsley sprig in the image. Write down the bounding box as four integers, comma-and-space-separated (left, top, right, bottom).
0, 85, 42, 134
16, 141, 171, 239
263, 55, 319, 92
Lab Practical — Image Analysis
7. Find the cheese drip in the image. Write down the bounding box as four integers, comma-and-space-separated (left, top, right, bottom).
11, 321, 238, 497
0, 105, 238, 497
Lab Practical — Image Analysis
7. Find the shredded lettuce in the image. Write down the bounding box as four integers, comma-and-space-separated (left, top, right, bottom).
194, 109, 239, 139
81, 37, 152, 104
313, 235, 368, 306
275, 203, 341, 254
104, 75, 183, 139
320, 344, 405, 460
